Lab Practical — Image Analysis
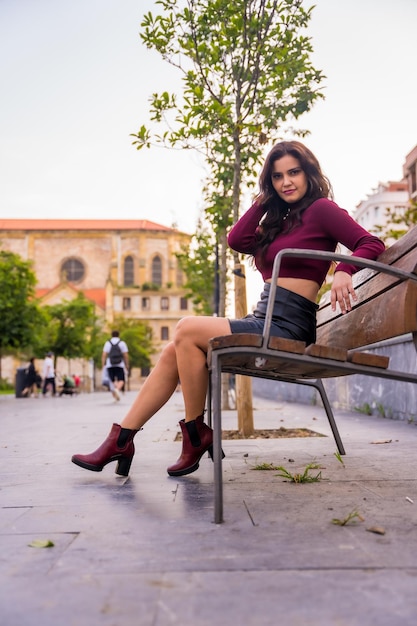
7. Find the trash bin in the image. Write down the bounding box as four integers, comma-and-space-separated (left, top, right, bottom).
15, 367, 27, 398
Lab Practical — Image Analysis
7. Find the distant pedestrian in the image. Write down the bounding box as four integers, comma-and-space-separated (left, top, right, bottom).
59, 374, 76, 397
22, 357, 41, 398
42, 352, 56, 396
102, 331, 129, 401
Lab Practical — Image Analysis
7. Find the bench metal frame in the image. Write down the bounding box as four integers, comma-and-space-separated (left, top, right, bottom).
208, 249, 417, 523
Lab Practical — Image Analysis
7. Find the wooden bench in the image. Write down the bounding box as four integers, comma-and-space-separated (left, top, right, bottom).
207, 227, 417, 523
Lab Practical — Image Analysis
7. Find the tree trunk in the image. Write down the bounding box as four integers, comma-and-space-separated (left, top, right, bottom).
231, 128, 254, 436
219, 230, 231, 409
234, 264, 254, 436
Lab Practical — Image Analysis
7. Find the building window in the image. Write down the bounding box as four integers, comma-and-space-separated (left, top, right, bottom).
152, 255, 162, 286
124, 255, 134, 286
61, 258, 85, 283
180, 297, 188, 311
142, 297, 150, 311
161, 297, 169, 310
123, 297, 131, 311
161, 326, 169, 340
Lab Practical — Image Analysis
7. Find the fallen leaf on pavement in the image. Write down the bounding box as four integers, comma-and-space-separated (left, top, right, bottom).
366, 526, 386, 535
28, 539, 55, 548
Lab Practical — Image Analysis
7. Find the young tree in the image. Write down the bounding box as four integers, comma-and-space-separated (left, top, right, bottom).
133, 0, 324, 268
41, 294, 100, 365
0, 250, 43, 379
176, 218, 217, 315
132, 0, 325, 433
374, 199, 417, 243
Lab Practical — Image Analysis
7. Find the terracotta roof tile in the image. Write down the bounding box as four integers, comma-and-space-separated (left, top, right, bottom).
0, 219, 179, 232
35, 286, 106, 310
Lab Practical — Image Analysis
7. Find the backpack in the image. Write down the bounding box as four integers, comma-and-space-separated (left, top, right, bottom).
108, 339, 123, 365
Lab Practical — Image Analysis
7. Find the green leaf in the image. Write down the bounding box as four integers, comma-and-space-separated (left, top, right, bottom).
28, 539, 55, 548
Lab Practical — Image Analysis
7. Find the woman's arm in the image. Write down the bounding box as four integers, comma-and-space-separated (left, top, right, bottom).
227, 202, 266, 254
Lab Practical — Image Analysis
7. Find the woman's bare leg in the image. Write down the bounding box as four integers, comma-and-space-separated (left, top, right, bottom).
174, 316, 231, 421
120, 342, 179, 430
71, 317, 233, 476
120, 316, 231, 429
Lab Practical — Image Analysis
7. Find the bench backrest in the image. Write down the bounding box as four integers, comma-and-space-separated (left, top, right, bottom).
316, 226, 417, 351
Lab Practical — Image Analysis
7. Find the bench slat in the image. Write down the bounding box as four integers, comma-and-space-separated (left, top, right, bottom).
216, 355, 354, 380
305, 343, 347, 361
267, 337, 305, 353
209, 334, 263, 349
317, 280, 417, 350
318, 249, 417, 322
347, 351, 390, 369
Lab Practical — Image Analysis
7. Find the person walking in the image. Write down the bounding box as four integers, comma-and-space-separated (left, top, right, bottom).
42, 352, 56, 397
22, 357, 41, 397
72, 140, 385, 479
102, 331, 129, 401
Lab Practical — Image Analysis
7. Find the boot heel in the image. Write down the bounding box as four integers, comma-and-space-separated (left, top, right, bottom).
116, 455, 133, 476
207, 445, 225, 462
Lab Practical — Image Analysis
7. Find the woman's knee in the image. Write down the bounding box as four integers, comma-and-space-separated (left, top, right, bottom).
174, 316, 201, 345
174, 315, 231, 349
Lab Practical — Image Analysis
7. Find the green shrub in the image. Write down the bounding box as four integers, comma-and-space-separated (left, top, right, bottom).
0, 378, 14, 392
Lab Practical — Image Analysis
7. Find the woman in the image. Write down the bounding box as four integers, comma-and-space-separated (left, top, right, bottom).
22, 357, 40, 398
72, 141, 384, 477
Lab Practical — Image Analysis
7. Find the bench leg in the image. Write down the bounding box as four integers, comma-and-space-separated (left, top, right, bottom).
309, 379, 346, 455
210, 354, 224, 524
206, 376, 212, 429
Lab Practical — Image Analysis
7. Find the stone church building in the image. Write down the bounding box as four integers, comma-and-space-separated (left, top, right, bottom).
0, 218, 194, 384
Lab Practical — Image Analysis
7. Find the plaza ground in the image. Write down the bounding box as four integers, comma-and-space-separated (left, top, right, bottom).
1, 389, 417, 625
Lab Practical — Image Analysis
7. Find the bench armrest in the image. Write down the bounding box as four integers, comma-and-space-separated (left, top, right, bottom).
261, 248, 417, 348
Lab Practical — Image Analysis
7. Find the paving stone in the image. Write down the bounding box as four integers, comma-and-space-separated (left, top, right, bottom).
1, 391, 417, 625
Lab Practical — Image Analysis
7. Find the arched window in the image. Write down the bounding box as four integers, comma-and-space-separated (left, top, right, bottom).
61, 258, 85, 283
124, 255, 134, 286
152, 255, 162, 286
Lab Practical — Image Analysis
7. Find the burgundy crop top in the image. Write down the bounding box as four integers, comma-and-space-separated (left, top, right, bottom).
227, 198, 385, 286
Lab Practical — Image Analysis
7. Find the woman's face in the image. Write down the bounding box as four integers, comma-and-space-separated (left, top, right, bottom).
271, 155, 308, 204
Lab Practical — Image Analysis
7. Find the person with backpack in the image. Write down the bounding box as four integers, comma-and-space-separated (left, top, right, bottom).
102, 331, 129, 401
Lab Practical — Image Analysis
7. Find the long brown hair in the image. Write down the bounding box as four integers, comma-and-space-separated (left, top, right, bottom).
254, 141, 332, 257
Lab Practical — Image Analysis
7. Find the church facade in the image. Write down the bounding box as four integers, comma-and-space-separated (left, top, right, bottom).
0, 219, 194, 380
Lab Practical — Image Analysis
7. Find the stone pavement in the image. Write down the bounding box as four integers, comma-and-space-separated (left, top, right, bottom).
1, 388, 417, 626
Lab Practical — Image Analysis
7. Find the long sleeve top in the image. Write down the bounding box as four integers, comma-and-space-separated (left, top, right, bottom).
227, 198, 385, 287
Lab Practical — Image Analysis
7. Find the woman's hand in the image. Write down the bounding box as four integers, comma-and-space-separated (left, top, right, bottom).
331, 271, 357, 314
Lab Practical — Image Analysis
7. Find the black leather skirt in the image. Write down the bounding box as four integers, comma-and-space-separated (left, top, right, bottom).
229, 284, 318, 345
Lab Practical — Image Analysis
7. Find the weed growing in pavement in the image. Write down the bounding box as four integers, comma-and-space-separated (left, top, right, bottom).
333, 450, 345, 467
252, 462, 282, 471
274, 462, 324, 483
332, 510, 365, 526
354, 402, 372, 415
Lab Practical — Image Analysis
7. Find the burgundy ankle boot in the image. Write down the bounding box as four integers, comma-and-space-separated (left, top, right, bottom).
167, 413, 223, 477
71, 423, 138, 476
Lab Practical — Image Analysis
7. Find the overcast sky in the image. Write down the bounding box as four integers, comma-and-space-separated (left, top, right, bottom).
1, 0, 416, 242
